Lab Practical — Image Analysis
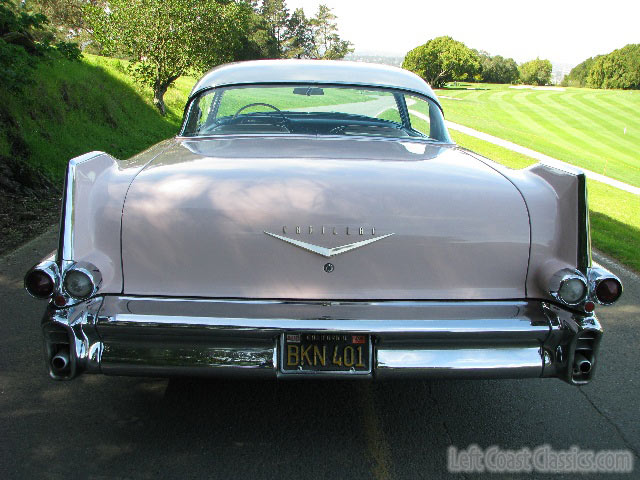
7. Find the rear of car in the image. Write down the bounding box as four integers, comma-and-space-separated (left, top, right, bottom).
25, 60, 622, 384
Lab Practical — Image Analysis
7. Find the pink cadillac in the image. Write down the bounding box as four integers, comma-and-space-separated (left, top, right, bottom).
25, 60, 622, 384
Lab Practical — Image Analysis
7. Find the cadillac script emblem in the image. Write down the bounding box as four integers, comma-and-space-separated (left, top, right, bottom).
264, 226, 394, 258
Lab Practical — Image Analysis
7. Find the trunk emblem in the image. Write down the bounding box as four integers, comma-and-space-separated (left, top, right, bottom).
264, 231, 394, 258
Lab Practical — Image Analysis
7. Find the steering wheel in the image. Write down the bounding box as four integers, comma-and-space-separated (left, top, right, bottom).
233, 103, 287, 124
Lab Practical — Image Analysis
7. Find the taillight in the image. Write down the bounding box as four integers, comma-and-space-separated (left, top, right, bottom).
595, 278, 622, 305
25, 270, 55, 299
24, 260, 59, 299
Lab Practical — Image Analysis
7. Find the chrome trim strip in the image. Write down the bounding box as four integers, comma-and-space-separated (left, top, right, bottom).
577, 173, 592, 274
108, 314, 550, 335
105, 296, 532, 308
376, 347, 543, 378
101, 344, 276, 378
264, 231, 394, 258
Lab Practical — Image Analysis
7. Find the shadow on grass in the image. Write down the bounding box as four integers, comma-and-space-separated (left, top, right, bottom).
0, 55, 184, 183
591, 211, 640, 272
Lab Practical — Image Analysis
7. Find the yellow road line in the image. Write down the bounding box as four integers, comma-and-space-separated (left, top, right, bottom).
359, 382, 393, 480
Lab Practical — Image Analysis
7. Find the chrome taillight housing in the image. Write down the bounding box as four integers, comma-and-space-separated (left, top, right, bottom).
549, 268, 588, 306
61, 262, 102, 301
25, 258, 102, 305
24, 260, 59, 299
588, 267, 623, 305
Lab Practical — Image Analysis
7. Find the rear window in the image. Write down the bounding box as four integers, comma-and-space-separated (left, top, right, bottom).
182, 84, 450, 142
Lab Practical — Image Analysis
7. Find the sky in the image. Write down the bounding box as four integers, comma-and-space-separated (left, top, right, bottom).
286, 0, 640, 67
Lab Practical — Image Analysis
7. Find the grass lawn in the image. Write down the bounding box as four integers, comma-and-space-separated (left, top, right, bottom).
0, 53, 195, 180
452, 130, 640, 272
433, 84, 640, 188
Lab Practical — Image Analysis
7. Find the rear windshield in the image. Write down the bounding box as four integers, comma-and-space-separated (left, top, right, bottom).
181, 84, 451, 142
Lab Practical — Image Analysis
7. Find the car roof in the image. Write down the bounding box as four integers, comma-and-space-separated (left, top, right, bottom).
189, 59, 439, 104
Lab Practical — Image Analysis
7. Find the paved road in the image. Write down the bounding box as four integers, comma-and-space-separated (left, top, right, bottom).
1, 229, 638, 479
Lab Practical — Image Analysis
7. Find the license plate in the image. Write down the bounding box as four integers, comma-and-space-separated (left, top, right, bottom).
280, 332, 372, 374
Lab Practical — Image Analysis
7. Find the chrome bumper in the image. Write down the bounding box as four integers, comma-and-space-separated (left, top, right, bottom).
41, 296, 602, 384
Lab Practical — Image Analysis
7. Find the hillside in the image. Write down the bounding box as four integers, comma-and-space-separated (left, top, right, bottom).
0, 54, 195, 252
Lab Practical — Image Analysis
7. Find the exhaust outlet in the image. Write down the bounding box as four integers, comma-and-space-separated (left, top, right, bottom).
573, 352, 592, 375
51, 350, 70, 374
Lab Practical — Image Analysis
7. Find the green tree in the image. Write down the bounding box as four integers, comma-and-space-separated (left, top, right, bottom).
402, 36, 480, 88
259, 0, 288, 55
1, 0, 81, 91
283, 7, 313, 58
518, 58, 552, 85
586, 44, 640, 89
309, 4, 352, 59
478, 52, 519, 84
25, 0, 105, 45
561, 56, 599, 87
86, 0, 251, 115
233, 9, 279, 61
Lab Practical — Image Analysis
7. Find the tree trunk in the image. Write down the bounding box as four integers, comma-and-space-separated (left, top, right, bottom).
153, 84, 168, 116
153, 75, 180, 116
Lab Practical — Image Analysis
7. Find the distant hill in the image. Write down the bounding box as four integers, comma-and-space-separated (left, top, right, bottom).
344, 53, 404, 67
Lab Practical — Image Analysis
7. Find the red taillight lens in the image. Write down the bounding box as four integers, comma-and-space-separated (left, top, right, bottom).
595, 278, 622, 304
25, 270, 55, 299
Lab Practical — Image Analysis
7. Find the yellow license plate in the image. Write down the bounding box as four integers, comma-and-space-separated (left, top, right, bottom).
280, 332, 371, 374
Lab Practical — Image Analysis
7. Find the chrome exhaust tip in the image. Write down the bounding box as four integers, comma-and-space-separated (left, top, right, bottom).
573, 352, 592, 375
51, 350, 70, 374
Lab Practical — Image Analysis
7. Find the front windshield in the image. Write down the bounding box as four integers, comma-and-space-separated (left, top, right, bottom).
181, 84, 451, 142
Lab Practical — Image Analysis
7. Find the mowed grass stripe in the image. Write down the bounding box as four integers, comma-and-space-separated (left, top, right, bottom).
578, 92, 640, 129
534, 93, 635, 170
586, 91, 640, 122
436, 84, 640, 187
561, 93, 640, 153
508, 91, 593, 161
